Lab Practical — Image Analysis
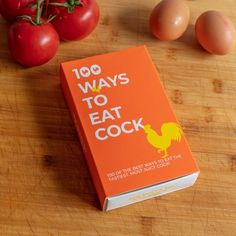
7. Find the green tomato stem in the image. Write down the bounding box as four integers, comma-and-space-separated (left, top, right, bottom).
68, 0, 75, 6
48, 0, 83, 14
17, 15, 37, 25
35, 0, 44, 24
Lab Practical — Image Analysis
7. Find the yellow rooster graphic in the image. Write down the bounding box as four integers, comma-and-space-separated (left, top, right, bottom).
143, 122, 182, 158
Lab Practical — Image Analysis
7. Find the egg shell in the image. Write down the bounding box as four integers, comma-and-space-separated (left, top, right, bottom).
149, 0, 190, 41
195, 11, 236, 55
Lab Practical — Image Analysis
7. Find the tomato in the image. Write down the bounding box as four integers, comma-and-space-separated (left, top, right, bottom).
8, 18, 59, 67
48, 0, 100, 41
0, 0, 36, 22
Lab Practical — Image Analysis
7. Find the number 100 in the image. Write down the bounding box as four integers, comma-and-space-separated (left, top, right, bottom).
72, 64, 102, 79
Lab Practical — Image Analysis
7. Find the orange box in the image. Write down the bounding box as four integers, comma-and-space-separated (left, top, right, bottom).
60, 46, 199, 211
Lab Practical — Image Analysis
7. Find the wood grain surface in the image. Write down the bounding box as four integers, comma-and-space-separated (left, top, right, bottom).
0, 0, 236, 235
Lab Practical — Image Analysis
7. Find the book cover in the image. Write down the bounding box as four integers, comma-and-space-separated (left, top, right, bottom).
60, 45, 199, 211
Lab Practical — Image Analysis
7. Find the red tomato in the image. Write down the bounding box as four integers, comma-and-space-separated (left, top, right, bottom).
8, 19, 59, 67
48, 0, 100, 41
0, 0, 36, 22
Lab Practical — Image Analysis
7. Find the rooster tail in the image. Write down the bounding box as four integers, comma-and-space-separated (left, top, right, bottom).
161, 122, 183, 142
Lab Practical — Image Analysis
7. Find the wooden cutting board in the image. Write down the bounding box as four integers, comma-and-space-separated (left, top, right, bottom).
0, 0, 235, 235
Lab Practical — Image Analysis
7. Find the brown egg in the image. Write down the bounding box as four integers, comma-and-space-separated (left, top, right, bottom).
195, 11, 236, 55
149, 0, 190, 41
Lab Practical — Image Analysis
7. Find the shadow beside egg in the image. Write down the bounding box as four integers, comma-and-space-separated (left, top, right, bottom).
117, 6, 154, 40
176, 24, 203, 52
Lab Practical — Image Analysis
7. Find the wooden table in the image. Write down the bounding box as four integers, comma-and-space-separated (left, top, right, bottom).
0, 0, 236, 235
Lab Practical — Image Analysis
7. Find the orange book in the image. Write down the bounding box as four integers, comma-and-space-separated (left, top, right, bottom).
60, 46, 199, 211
